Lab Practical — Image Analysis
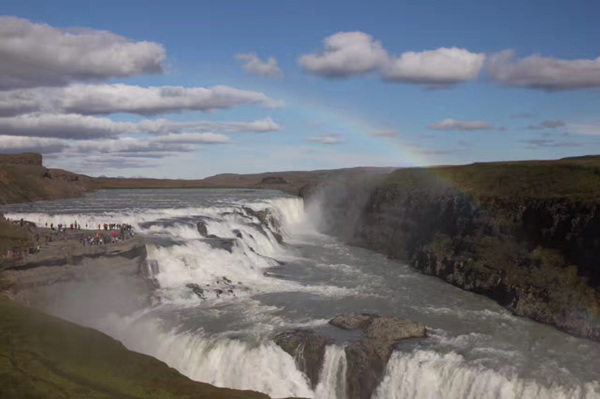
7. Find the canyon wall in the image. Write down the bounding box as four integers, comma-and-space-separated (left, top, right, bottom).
306, 157, 600, 341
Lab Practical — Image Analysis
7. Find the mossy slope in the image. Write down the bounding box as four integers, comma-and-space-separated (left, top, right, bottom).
0, 296, 269, 399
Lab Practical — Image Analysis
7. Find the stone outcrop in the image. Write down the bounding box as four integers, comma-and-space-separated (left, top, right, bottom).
197, 220, 208, 237
275, 314, 426, 399
200, 237, 236, 253
331, 314, 426, 399
273, 329, 333, 389
6, 236, 147, 271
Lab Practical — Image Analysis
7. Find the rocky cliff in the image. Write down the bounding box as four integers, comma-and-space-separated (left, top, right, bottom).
306, 156, 600, 341
0, 153, 92, 204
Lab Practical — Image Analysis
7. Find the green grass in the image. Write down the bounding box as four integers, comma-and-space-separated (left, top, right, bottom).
0, 296, 270, 399
0, 219, 33, 267
383, 157, 600, 201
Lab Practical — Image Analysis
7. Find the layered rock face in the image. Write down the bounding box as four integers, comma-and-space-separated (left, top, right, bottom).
306, 159, 600, 341
275, 314, 426, 399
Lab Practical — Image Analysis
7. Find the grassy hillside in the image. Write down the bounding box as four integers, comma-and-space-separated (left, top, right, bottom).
383, 156, 600, 201
0, 219, 32, 263
0, 296, 270, 399
0, 163, 91, 204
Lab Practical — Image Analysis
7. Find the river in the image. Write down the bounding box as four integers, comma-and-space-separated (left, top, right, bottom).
4, 188, 600, 399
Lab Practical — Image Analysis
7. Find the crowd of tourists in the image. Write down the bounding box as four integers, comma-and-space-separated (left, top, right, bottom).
80, 224, 135, 246
1, 217, 136, 260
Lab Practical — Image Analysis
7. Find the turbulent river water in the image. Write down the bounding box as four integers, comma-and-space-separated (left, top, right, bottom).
4, 189, 600, 399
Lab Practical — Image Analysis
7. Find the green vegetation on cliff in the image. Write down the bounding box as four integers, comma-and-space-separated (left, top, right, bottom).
0, 296, 269, 399
383, 156, 600, 201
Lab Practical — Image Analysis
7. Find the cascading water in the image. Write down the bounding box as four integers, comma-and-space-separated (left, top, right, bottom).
4, 188, 600, 399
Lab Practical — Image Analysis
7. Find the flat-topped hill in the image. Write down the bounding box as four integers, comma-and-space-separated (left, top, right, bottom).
0, 153, 42, 165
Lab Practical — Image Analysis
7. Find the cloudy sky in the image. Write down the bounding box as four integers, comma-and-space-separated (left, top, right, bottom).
1, 0, 599, 178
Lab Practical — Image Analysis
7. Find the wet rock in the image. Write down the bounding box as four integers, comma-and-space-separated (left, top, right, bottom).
329, 313, 374, 330
364, 315, 427, 341
328, 313, 426, 399
186, 283, 205, 299
274, 329, 333, 389
345, 339, 388, 399
200, 237, 236, 253
272, 232, 284, 244
242, 207, 269, 225
272, 314, 425, 398
139, 259, 159, 279
196, 221, 208, 237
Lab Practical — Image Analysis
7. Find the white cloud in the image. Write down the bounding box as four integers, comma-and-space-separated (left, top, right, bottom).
0, 113, 137, 139
0, 113, 280, 139
59, 84, 284, 115
0, 135, 70, 153
383, 47, 485, 86
369, 129, 397, 137
138, 116, 281, 135
526, 120, 566, 130
568, 124, 600, 136
299, 32, 484, 87
307, 133, 344, 144
299, 32, 388, 77
0, 16, 165, 90
70, 137, 194, 154
428, 119, 493, 131
488, 50, 600, 91
155, 132, 230, 144
0, 84, 283, 116
236, 54, 283, 78
522, 138, 582, 148
0, 133, 227, 157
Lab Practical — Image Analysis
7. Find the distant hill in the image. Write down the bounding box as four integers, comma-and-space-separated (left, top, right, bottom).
0, 153, 397, 204
1, 152, 600, 205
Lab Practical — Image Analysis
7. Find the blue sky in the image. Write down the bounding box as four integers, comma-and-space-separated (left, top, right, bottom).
1, 0, 599, 178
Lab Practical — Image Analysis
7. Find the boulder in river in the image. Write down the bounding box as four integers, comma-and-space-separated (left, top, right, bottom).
196, 221, 208, 237
276, 314, 426, 399
185, 283, 205, 299
334, 314, 426, 399
200, 237, 236, 253
273, 329, 333, 389
329, 313, 374, 330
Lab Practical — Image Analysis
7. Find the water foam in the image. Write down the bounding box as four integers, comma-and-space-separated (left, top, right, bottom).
314, 345, 348, 399
96, 312, 314, 399
373, 350, 600, 399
